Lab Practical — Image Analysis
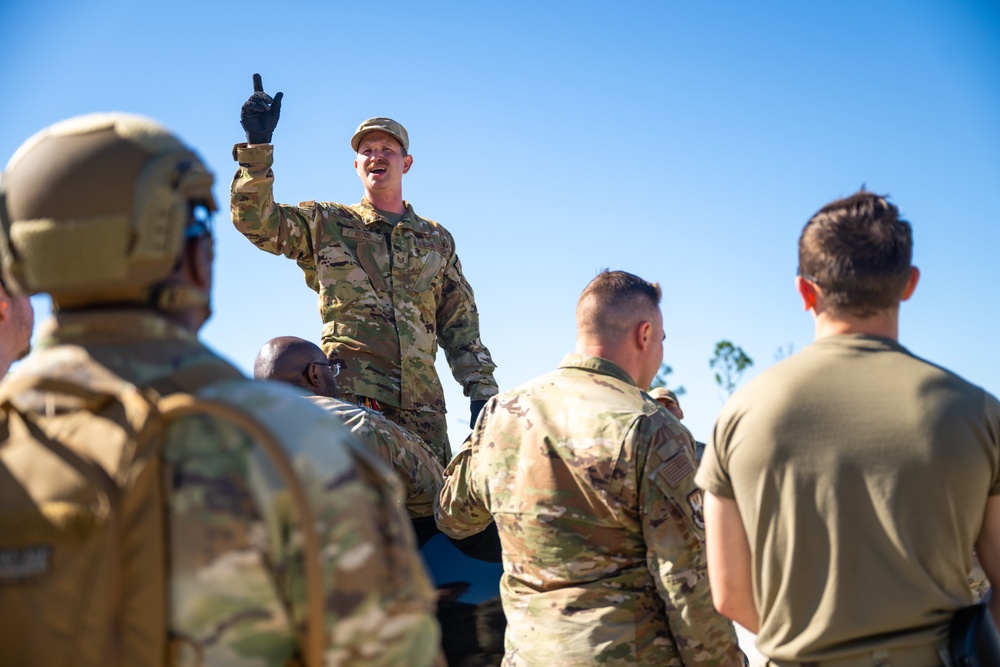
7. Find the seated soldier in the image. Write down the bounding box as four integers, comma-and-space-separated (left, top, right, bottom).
254, 336, 444, 520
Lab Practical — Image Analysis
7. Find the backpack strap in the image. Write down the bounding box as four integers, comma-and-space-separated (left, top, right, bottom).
1, 373, 326, 667
155, 393, 326, 667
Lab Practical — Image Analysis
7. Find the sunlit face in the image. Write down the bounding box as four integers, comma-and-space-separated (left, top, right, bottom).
354, 130, 412, 195
1, 288, 33, 367
308, 353, 340, 399
656, 398, 684, 421
12, 293, 33, 360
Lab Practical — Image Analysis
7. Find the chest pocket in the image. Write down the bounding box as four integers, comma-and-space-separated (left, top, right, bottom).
412, 251, 444, 293
356, 242, 389, 292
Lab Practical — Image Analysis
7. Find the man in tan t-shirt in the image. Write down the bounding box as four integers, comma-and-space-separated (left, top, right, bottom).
695, 191, 1000, 665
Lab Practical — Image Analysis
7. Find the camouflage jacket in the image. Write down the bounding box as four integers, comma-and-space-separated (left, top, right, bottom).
12, 310, 440, 666
435, 354, 744, 667
306, 394, 444, 518
230, 143, 498, 415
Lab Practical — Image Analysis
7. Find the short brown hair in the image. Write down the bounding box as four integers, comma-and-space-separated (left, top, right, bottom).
576, 270, 661, 342
798, 191, 912, 318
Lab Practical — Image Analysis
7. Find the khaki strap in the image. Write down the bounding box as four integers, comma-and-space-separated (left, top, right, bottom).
156, 394, 326, 667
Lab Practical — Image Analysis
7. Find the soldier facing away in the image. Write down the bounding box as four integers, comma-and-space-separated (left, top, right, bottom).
696, 191, 1000, 665
435, 269, 746, 666
231, 74, 498, 464
0, 113, 440, 666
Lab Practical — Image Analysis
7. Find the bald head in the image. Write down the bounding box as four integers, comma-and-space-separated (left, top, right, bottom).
254, 336, 338, 397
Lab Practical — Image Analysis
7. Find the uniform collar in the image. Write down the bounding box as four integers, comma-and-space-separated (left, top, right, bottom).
558, 353, 638, 387
358, 198, 423, 231
37, 309, 199, 349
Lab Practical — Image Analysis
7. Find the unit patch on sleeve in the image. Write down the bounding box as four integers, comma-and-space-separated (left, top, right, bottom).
0, 546, 52, 583
659, 451, 695, 487
687, 489, 705, 530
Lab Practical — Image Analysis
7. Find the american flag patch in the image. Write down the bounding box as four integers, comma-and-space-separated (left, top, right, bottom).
660, 452, 695, 487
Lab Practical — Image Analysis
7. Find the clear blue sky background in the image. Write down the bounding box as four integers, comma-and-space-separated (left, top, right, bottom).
3, 0, 999, 449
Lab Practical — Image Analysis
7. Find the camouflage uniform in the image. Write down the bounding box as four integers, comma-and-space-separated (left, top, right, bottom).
305, 394, 444, 519
970, 553, 991, 603
231, 143, 498, 463
435, 353, 744, 667
16, 309, 440, 666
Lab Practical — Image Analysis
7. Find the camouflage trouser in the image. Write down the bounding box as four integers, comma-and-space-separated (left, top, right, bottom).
341, 394, 452, 465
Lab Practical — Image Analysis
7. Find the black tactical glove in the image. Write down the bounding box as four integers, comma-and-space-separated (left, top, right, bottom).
470, 399, 488, 429
240, 73, 283, 144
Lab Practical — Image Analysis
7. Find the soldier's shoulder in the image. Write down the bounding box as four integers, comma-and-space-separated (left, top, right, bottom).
296, 200, 359, 218
411, 213, 455, 242
199, 380, 360, 471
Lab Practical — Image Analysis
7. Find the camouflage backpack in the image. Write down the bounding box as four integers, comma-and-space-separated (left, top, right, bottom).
0, 367, 326, 667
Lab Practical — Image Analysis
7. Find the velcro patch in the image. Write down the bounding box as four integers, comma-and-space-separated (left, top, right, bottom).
0, 545, 52, 583
414, 237, 447, 253
660, 451, 695, 487
687, 489, 705, 530
343, 229, 383, 243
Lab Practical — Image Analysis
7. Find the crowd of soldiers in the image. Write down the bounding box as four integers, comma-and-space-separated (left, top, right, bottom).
0, 73, 996, 667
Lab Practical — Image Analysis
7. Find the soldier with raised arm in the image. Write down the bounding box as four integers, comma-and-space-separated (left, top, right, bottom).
231, 74, 498, 464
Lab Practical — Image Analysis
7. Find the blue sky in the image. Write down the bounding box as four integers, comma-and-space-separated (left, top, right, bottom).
3, 0, 999, 447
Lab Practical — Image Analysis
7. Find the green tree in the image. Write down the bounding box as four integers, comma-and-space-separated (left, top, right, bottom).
710, 340, 753, 396
649, 363, 685, 395
774, 342, 795, 362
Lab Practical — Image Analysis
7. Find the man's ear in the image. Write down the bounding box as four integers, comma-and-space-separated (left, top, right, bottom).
636, 320, 653, 351
402, 154, 413, 174
183, 236, 213, 292
901, 266, 920, 301
796, 276, 818, 311
305, 362, 322, 391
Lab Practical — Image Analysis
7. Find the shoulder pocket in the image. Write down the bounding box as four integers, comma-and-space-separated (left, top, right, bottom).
412, 251, 444, 292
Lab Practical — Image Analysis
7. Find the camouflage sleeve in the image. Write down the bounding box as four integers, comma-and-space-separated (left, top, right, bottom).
309, 439, 442, 666
230, 143, 319, 290
640, 418, 744, 667
436, 249, 499, 401
435, 412, 493, 538
169, 383, 440, 667
338, 406, 445, 519
164, 415, 302, 666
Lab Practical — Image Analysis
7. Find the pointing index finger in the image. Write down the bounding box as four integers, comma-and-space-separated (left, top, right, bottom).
252, 73, 263, 93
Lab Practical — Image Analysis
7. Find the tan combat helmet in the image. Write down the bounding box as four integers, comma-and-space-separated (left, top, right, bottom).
0, 113, 216, 310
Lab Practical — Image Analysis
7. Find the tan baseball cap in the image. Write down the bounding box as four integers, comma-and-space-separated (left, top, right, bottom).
648, 387, 679, 405
351, 117, 409, 153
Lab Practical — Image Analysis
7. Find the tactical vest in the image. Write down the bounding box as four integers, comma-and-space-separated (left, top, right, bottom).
0, 361, 326, 666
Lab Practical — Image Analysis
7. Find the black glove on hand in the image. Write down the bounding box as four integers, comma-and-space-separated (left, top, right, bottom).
240, 73, 283, 144
470, 399, 488, 429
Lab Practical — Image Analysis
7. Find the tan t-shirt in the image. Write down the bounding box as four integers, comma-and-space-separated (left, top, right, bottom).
696, 334, 1000, 663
